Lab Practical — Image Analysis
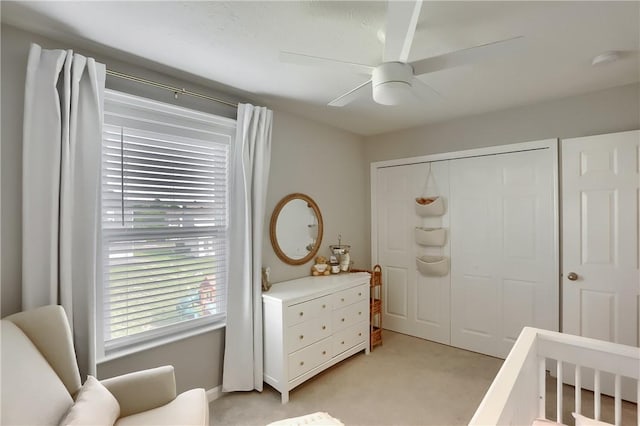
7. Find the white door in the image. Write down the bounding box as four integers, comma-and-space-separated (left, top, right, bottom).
449, 148, 558, 358
562, 131, 639, 401
374, 161, 451, 345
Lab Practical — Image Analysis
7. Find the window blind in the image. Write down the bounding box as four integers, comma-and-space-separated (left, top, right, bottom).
100, 90, 234, 352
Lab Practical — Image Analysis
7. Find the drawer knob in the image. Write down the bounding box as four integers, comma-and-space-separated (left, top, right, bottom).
322, 325, 326, 330
358, 311, 362, 315
322, 304, 326, 309
358, 332, 362, 336
341, 298, 344, 302
299, 312, 304, 316
358, 292, 362, 296
299, 335, 304, 340
322, 350, 326, 355
341, 318, 345, 322
300, 361, 304, 366
341, 341, 345, 345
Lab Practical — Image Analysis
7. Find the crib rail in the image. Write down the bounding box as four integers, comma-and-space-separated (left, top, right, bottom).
469, 327, 640, 426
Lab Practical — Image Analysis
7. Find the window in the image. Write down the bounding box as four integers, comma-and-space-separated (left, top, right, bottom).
98, 90, 236, 357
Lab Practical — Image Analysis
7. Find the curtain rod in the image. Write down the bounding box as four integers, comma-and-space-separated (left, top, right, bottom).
106, 69, 238, 109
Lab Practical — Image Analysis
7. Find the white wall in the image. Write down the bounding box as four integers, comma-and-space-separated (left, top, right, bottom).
365, 82, 640, 162
264, 110, 368, 284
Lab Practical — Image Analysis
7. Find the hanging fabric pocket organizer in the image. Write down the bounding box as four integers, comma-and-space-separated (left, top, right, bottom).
414, 227, 446, 246
416, 255, 450, 277
414, 163, 450, 276
414, 163, 445, 217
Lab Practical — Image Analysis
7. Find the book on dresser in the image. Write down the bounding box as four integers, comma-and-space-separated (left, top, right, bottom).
262, 272, 371, 403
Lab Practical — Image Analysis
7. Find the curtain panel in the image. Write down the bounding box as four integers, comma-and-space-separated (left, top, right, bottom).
223, 104, 273, 392
22, 43, 105, 377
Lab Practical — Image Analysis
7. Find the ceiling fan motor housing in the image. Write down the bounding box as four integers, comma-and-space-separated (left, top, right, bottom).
372, 62, 414, 105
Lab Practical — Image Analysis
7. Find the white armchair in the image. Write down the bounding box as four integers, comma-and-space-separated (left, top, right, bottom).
1, 305, 209, 426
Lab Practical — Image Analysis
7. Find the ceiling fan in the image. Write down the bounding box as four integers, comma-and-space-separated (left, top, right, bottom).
280, 1, 524, 107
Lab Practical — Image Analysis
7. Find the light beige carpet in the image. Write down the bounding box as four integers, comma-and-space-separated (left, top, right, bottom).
211, 331, 503, 425
211, 330, 638, 425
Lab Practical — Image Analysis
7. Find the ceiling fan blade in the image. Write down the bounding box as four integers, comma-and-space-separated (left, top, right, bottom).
383, 0, 423, 63
410, 36, 525, 76
412, 78, 442, 102
280, 51, 374, 75
328, 80, 372, 107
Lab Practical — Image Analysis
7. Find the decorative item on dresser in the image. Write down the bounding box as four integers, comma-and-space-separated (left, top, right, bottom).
262, 272, 371, 403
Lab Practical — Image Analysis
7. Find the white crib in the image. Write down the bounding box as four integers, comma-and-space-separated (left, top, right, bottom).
470, 327, 640, 426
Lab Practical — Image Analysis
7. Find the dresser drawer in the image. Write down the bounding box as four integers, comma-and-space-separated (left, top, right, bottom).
286, 295, 332, 327
287, 315, 332, 354
332, 284, 368, 310
332, 299, 368, 332
332, 321, 368, 357
288, 338, 332, 380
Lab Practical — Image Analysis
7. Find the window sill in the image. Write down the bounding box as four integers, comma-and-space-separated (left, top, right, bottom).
97, 321, 226, 364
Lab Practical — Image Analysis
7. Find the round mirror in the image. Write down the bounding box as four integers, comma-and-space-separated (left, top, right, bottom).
270, 193, 323, 265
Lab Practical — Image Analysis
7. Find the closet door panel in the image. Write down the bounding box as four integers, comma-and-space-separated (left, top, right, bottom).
450, 156, 501, 354
454, 195, 495, 275
502, 278, 535, 342
450, 149, 557, 359
461, 275, 498, 338
412, 161, 451, 343
416, 274, 444, 326
500, 149, 557, 348
386, 267, 408, 318
376, 166, 414, 333
376, 162, 451, 345
502, 196, 537, 259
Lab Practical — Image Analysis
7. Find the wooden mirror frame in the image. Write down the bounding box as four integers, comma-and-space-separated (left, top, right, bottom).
270, 193, 323, 265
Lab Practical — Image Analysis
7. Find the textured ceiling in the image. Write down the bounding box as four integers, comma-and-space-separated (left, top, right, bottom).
2, 1, 639, 136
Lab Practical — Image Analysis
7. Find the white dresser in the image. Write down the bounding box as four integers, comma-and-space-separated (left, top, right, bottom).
263, 272, 370, 403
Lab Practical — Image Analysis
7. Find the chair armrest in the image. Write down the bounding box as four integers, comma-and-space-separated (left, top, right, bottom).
101, 366, 177, 417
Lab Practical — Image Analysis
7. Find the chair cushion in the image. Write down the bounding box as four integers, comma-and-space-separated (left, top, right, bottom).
5, 305, 81, 395
59, 376, 120, 426
114, 389, 208, 426
0, 321, 73, 425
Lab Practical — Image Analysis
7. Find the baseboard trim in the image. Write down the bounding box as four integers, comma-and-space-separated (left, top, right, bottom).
206, 386, 222, 402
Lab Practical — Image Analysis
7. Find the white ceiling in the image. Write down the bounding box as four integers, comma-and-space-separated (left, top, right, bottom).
2, 1, 639, 136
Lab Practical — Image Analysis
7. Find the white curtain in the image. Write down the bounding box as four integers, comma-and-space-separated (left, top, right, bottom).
22, 43, 105, 378
222, 104, 273, 392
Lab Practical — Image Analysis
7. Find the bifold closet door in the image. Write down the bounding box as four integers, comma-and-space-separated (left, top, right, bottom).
449, 149, 557, 359
375, 162, 451, 345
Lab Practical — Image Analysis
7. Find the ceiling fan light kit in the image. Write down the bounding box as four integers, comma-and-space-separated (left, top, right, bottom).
372, 62, 413, 105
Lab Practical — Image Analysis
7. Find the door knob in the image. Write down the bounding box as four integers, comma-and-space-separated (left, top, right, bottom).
567, 272, 579, 281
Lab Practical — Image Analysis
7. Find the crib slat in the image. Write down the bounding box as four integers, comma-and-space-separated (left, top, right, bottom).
538, 357, 546, 419
575, 365, 582, 415
557, 360, 563, 423
594, 369, 601, 421
637, 377, 639, 426
614, 374, 621, 426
